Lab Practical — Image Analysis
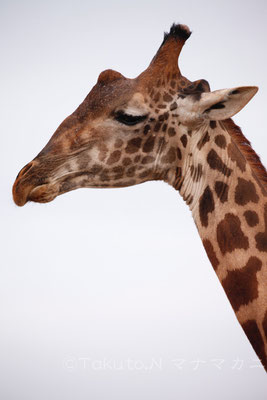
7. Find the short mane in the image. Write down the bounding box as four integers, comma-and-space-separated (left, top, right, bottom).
223, 118, 267, 194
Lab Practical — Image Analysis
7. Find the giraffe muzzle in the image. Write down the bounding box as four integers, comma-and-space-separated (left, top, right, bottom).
12, 160, 59, 206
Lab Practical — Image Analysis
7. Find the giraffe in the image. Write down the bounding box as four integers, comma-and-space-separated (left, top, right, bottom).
12, 24, 267, 371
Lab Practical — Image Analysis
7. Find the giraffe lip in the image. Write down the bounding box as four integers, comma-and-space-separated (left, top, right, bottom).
15, 171, 93, 205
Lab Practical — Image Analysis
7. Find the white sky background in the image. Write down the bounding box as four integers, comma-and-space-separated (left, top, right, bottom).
1, 0, 267, 399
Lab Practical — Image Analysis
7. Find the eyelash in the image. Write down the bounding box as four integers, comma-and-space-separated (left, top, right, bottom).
114, 111, 147, 126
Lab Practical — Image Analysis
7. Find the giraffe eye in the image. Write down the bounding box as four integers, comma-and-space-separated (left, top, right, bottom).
115, 111, 147, 126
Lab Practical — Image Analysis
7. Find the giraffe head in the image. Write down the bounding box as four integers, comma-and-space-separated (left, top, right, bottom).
13, 24, 257, 206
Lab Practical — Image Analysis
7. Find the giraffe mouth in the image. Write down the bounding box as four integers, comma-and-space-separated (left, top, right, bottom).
12, 181, 60, 206
15, 177, 85, 206
13, 167, 139, 206
13, 171, 99, 206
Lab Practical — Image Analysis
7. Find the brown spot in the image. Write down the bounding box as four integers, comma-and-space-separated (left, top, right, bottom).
161, 147, 176, 164
215, 134, 226, 149
255, 203, 267, 252
207, 149, 232, 177
196, 164, 203, 181
162, 124, 167, 132
222, 256, 262, 312
173, 167, 182, 190
170, 80, 176, 89
154, 121, 162, 132
78, 157, 90, 170
143, 136, 155, 153
244, 210, 259, 227
184, 194, 191, 204
227, 142, 246, 172
98, 150, 107, 162
170, 102, 177, 111
134, 155, 141, 163
186, 195, 193, 205
60, 180, 77, 192
217, 213, 249, 255
242, 320, 267, 369
235, 178, 259, 206
177, 147, 182, 160
263, 311, 267, 341
100, 171, 109, 182
197, 131, 210, 150
91, 164, 102, 175
190, 164, 203, 182
114, 139, 123, 148
215, 181, 229, 203
113, 166, 124, 180
199, 186, 215, 227
203, 239, 219, 270
107, 150, 121, 165
139, 169, 151, 179
180, 134, 187, 148
168, 127, 176, 137
164, 112, 169, 120
143, 125, 151, 135
125, 137, 142, 154
163, 93, 173, 102
126, 166, 136, 177
112, 166, 124, 173
210, 121, 217, 129
142, 155, 155, 164
122, 157, 132, 167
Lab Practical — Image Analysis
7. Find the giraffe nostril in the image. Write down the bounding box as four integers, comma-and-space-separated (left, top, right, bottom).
17, 162, 34, 179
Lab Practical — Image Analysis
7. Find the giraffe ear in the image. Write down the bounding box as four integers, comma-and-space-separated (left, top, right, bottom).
196, 86, 258, 121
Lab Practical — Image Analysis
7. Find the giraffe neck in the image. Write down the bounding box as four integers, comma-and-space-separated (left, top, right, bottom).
170, 119, 267, 370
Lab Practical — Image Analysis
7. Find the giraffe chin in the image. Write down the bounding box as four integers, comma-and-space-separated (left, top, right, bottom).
27, 184, 60, 204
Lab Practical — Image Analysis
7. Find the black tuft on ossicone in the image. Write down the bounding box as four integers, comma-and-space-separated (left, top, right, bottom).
162, 23, 192, 45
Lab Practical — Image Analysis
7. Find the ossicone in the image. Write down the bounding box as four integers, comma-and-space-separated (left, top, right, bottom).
138, 23, 192, 84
